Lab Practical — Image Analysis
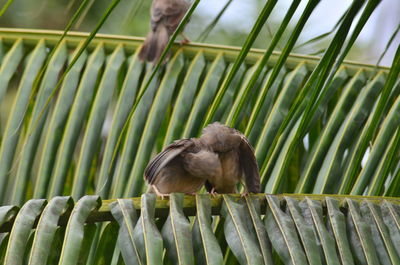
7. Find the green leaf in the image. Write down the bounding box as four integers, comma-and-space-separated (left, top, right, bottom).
72, 44, 125, 200
162, 193, 194, 265
353, 96, 400, 195
28, 196, 73, 265
311, 70, 383, 193
244, 196, 274, 265
182, 53, 226, 138
285, 197, 322, 265
244, 0, 319, 135
255, 63, 307, 165
361, 201, 400, 264
110, 67, 161, 198
204, 0, 278, 127
90, 222, 119, 265
96, 49, 144, 198
34, 44, 88, 200
380, 201, 400, 255
342, 39, 400, 194
264, 195, 308, 265
0, 39, 24, 104
133, 194, 163, 265
4, 199, 46, 265
0, 206, 18, 227
48, 44, 105, 199
221, 195, 264, 265
58, 195, 101, 265
163, 51, 206, 145
346, 199, 380, 265
227, 0, 301, 128
192, 194, 223, 265
0, 40, 47, 204
126, 51, 185, 197
264, 0, 367, 195
325, 197, 355, 265
247, 68, 287, 145
304, 198, 341, 265
12, 42, 68, 206
110, 199, 142, 265
0, 0, 14, 17
298, 70, 381, 193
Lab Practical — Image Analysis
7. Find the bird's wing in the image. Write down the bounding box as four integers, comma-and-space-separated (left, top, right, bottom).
238, 136, 260, 193
144, 139, 193, 184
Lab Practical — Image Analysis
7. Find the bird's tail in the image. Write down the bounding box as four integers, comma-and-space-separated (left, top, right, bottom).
139, 26, 169, 62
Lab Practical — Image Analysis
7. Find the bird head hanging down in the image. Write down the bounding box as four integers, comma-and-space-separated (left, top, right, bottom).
199, 122, 260, 195
144, 122, 260, 199
139, 0, 190, 63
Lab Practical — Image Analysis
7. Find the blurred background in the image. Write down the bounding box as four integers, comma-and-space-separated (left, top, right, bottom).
0, 0, 399, 66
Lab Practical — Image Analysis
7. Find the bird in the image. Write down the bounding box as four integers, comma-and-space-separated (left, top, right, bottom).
144, 122, 260, 198
139, 0, 190, 63
200, 122, 260, 195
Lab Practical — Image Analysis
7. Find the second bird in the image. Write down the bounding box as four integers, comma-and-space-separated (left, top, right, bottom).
145, 122, 260, 198
139, 0, 190, 62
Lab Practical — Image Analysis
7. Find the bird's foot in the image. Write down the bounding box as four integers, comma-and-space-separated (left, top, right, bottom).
240, 191, 249, 197
180, 38, 190, 45
179, 33, 190, 45
209, 188, 219, 197
185, 192, 197, 196
152, 185, 170, 200
156, 192, 170, 200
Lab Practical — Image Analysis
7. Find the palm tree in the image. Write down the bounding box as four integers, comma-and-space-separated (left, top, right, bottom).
0, 0, 399, 264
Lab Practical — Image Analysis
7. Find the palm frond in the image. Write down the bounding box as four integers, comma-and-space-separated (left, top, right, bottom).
0, 194, 399, 264
0, 28, 397, 205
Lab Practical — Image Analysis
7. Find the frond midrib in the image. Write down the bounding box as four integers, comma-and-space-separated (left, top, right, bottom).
0, 28, 390, 77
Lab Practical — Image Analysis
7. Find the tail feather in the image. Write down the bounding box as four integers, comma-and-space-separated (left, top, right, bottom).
139, 26, 169, 62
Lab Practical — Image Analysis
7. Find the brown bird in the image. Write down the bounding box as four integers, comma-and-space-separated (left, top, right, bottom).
139, 0, 190, 62
200, 123, 260, 195
144, 122, 260, 198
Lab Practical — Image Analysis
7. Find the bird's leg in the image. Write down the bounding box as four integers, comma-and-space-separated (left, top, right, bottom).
152, 185, 169, 200
240, 190, 249, 197
179, 32, 190, 45
209, 187, 219, 197
240, 180, 249, 197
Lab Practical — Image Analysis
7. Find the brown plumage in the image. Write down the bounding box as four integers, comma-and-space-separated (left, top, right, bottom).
139, 0, 190, 62
144, 122, 260, 198
200, 123, 260, 194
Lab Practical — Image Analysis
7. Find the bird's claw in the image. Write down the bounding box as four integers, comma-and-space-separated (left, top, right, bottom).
240, 192, 249, 197
209, 188, 219, 197
179, 38, 190, 45
157, 193, 170, 200
152, 185, 170, 200
179, 33, 190, 45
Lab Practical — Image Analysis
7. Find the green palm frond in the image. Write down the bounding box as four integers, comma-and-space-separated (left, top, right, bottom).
0, 27, 398, 206
0, 0, 399, 262
0, 194, 399, 264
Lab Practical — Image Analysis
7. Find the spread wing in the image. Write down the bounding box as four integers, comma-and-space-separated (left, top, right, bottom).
144, 139, 193, 185
239, 136, 260, 193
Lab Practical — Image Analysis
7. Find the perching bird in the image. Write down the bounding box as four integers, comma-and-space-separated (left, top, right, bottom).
200, 123, 260, 195
144, 122, 260, 198
139, 0, 190, 63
